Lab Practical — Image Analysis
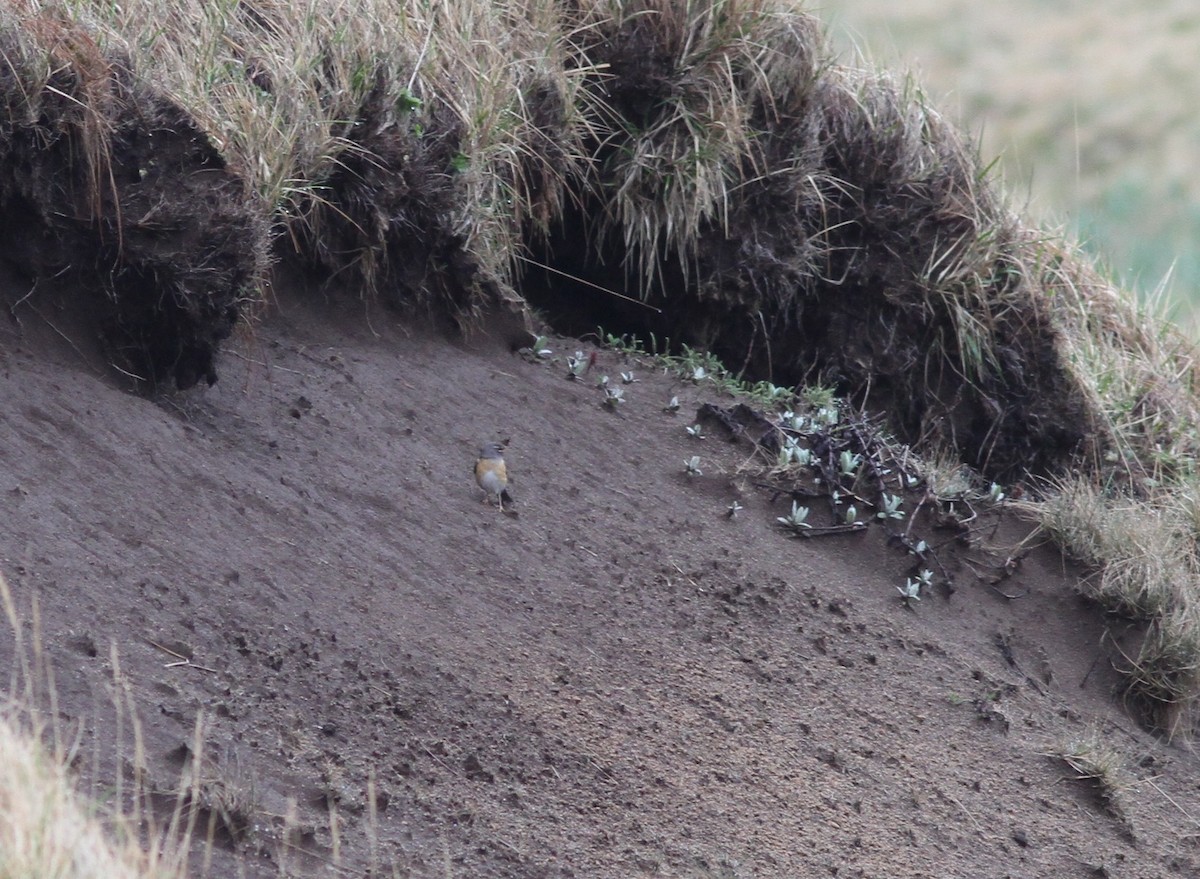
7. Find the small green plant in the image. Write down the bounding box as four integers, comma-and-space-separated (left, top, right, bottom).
897, 578, 922, 605
752, 381, 789, 401
603, 386, 624, 410
566, 351, 588, 379
897, 568, 933, 607
777, 437, 812, 467
664, 395, 680, 413
396, 88, 422, 114
686, 423, 705, 439
988, 482, 1006, 503
877, 493, 905, 520
844, 504, 858, 525
801, 385, 837, 409
779, 410, 806, 431
776, 502, 812, 533
599, 331, 648, 356
815, 406, 839, 427
685, 456, 703, 477
839, 450, 863, 478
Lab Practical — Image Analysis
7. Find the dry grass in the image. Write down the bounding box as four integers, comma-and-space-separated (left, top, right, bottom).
1038, 481, 1187, 619
1047, 728, 1134, 832
1014, 233, 1200, 734
566, 0, 824, 291
0, 572, 190, 879
0, 711, 162, 879
1030, 467, 1200, 736
48, 0, 590, 318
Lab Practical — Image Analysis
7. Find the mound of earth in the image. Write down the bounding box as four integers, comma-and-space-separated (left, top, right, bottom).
2, 282, 1199, 877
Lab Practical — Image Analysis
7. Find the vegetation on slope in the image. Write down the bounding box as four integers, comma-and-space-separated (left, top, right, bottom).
2, 0, 1199, 761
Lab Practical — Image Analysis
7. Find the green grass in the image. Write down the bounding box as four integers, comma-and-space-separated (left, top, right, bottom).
823, 0, 1200, 319
1072, 176, 1200, 326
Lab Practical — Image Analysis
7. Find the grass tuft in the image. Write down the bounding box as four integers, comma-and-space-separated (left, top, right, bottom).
1029, 471, 1200, 735
0, 710, 165, 879
0, 572, 189, 879
1047, 729, 1133, 832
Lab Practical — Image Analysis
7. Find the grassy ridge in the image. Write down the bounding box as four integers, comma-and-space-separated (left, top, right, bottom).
66, 0, 579, 312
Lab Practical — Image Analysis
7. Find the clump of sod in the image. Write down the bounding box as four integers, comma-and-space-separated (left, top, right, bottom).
525, 0, 1099, 482
0, 4, 267, 388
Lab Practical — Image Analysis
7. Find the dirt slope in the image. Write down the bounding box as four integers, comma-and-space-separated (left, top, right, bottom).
2, 283, 1199, 878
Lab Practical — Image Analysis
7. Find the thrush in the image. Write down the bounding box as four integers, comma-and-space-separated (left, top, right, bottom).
474, 441, 514, 512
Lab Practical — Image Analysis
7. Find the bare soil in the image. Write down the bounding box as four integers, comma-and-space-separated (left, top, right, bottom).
2, 280, 1200, 878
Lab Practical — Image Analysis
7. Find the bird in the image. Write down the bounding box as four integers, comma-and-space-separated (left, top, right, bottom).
474, 441, 514, 512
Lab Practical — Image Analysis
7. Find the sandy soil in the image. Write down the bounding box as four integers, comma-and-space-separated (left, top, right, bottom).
2, 281, 1200, 878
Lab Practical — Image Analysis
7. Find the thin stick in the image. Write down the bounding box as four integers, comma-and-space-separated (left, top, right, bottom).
1144, 777, 1200, 827
943, 790, 985, 834
26, 304, 102, 373
164, 659, 219, 675
146, 639, 219, 673
145, 638, 190, 661
514, 253, 663, 313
